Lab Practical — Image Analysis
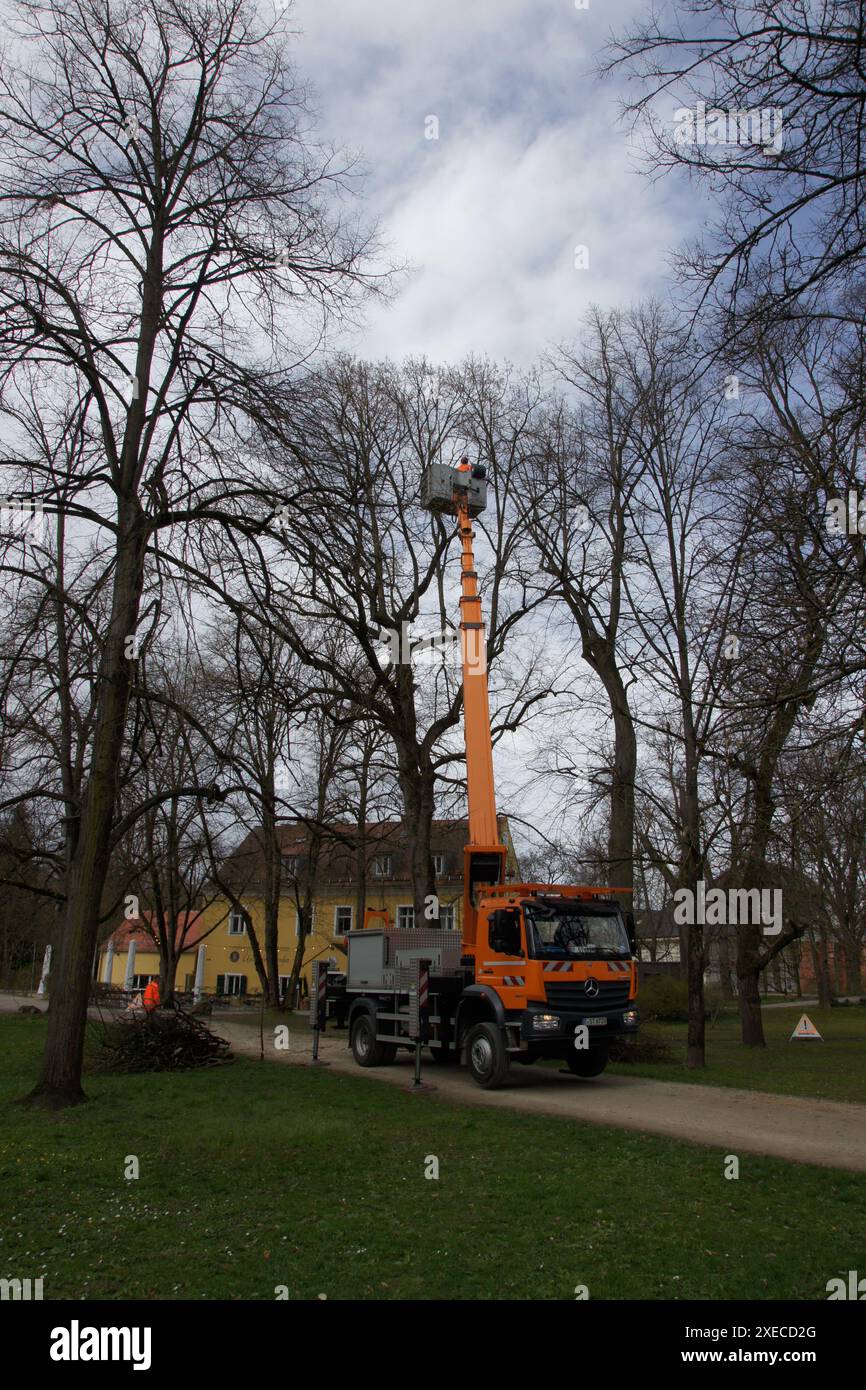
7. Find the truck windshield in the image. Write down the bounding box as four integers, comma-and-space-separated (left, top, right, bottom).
525, 906, 630, 959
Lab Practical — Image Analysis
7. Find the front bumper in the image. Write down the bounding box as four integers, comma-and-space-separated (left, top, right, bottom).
520, 1001, 639, 1046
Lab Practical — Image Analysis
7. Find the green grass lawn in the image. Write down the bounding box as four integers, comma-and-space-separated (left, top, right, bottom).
1, 1016, 864, 1301
610, 1006, 866, 1104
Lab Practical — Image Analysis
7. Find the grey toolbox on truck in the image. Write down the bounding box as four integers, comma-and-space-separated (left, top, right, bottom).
345, 928, 463, 991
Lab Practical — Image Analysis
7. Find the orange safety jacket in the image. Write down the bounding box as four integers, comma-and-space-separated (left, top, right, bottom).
143, 980, 160, 1011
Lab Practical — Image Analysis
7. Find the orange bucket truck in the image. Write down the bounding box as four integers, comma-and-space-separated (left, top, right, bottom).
325, 459, 638, 1088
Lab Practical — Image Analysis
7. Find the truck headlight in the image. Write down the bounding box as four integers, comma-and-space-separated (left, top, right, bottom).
532, 1013, 561, 1032
622, 1010, 638, 1025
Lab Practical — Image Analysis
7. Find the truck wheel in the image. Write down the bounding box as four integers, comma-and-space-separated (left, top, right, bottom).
465, 1022, 510, 1089
350, 1013, 395, 1067
566, 1044, 608, 1078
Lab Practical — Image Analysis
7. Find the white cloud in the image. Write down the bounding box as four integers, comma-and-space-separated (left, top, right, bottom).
289, 0, 698, 365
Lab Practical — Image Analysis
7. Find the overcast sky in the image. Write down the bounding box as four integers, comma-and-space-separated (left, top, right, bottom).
291, 0, 696, 368
283, 0, 700, 852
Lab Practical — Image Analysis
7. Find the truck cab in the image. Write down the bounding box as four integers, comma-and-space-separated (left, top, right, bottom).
457, 888, 639, 1086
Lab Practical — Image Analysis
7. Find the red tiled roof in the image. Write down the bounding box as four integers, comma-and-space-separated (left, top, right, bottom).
106, 911, 208, 954
217, 816, 512, 890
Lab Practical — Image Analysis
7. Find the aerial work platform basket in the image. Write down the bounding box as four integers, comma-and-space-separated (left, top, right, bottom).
420, 458, 487, 518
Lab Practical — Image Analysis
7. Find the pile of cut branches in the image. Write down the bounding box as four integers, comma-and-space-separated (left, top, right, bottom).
91, 1001, 232, 1073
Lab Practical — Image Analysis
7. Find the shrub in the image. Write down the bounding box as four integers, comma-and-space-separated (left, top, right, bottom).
637, 974, 689, 1022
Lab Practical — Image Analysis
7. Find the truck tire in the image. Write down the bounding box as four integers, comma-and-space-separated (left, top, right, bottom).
566, 1044, 608, 1078
350, 1012, 396, 1067
465, 1022, 510, 1089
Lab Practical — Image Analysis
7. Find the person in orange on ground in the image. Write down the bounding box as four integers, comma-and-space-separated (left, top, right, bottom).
143, 979, 160, 1012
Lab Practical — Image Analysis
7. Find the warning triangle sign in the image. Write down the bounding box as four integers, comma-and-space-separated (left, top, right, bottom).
790, 1014, 823, 1040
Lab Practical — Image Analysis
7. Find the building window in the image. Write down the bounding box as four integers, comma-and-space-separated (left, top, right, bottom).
283, 854, 301, 877
334, 905, 353, 933
219, 973, 246, 997
371, 855, 392, 878
228, 909, 246, 936
439, 905, 455, 931
397, 905, 415, 929
433, 854, 446, 877
295, 910, 314, 937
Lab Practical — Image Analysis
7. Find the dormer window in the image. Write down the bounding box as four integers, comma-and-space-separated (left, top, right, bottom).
371, 855, 392, 878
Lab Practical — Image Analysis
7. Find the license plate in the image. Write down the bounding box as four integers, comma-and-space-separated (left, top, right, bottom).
579, 1017, 606, 1027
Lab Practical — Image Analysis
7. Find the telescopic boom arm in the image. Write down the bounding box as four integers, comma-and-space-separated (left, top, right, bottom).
455, 461, 499, 848
420, 458, 507, 948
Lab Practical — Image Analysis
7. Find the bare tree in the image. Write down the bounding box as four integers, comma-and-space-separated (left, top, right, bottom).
514, 310, 655, 902
708, 314, 863, 1041
0, 0, 378, 1106
202, 610, 321, 1005
609, 305, 738, 1066
604, 0, 866, 326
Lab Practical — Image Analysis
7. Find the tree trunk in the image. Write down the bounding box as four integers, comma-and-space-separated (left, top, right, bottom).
738, 966, 765, 1046
262, 805, 281, 1007
676, 915, 689, 979
736, 922, 766, 1046
286, 900, 310, 1007
354, 741, 371, 929
680, 730, 705, 1067
843, 939, 862, 995
354, 838, 367, 930
396, 756, 436, 924
686, 919, 705, 1068
24, 522, 147, 1107
604, 667, 636, 904
812, 930, 833, 1008
245, 916, 269, 998
159, 943, 178, 1008
287, 820, 326, 1007
717, 929, 736, 999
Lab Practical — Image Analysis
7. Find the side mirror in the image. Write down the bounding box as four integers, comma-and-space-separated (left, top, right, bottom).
489, 909, 522, 956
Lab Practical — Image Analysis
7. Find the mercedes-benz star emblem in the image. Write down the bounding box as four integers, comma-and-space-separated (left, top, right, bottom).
584, 978, 599, 998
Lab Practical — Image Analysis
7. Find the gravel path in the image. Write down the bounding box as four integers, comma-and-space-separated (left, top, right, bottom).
215, 1019, 866, 1174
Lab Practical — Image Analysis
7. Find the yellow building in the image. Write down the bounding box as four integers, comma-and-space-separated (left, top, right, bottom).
95, 817, 519, 1002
